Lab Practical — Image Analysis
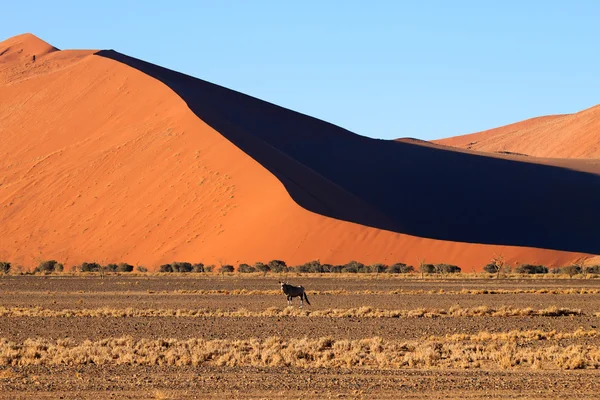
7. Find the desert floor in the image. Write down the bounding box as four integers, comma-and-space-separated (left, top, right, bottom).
1, 274, 600, 399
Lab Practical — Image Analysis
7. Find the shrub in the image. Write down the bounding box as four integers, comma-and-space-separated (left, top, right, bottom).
171, 262, 193, 273
420, 263, 436, 274
78, 262, 101, 272
219, 265, 234, 274
205, 265, 214, 273
136, 266, 148, 273
296, 260, 323, 273
0, 262, 11, 274
435, 264, 461, 274
192, 263, 204, 273
254, 262, 270, 275
104, 264, 118, 272
330, 265, 343, 273
514, 264, 548, 274
159, 264, 173, 273
294, 263, 311, 273
483, 263, 499, 274
368, 263, 388, 273
268, 260, 287, 273
321, 264, 333, 273
116, 263, 134, 273
239, 263, 255, 273
388, 263, 414, 273
35, 260, 60, 273
343, 261, 364, 273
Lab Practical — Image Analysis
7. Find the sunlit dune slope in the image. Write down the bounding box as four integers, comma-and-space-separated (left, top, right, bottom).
434, 106, 600, 158
0, 33, 58, 63
0, 34, 597, 270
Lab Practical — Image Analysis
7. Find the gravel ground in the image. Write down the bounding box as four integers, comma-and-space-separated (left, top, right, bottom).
1, 275, 600, 398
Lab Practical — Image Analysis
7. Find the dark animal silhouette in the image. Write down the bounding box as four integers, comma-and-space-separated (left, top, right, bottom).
280, 281, 311, 308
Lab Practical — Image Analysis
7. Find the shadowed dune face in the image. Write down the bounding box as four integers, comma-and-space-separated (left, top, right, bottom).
97, 50, 600, 256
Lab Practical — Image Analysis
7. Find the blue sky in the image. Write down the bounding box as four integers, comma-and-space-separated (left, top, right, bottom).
2, 1, 599, 140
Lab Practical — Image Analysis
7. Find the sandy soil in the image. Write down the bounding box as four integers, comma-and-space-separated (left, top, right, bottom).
1, 275, 600, 398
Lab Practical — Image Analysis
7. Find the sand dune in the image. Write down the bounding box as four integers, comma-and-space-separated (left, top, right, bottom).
0, 34, 597, 270
435, 106, 600, 158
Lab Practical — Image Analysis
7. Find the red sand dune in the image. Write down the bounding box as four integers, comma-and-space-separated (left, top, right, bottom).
434, 106, 600, 158
1, 34, 598, 270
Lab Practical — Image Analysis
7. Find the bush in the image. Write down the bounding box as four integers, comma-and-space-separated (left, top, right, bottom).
296, 260, 323, 273
420, 263, 436, 274
268, 260, 287, 273
0, 262, 11, 274
159, 264, 173, 273
136, 266, 148, 273
205, 265, 214, 273
388, 263, 414, 273
435, 264, 461, 274
254, 262, 270, 275
330, 265, 343, 273
239, 263, 255, 273
219, 265, 234, 274
483, 263, 499, 274
192, 263, 205, 273
78, 262, 101, 272
172, 262, 193, 273
514, 264, 548, 274
104, 264, 118, 272
35, 260, 60, 273
368, 263, 388, 273
116, 263, 134, 272
343, 261, 365, 273
294, 263, 311, 273
321, 264, 333, 273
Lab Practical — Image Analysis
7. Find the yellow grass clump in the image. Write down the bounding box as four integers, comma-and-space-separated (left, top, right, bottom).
0, 305, 584, 318
1, 335, 599, 370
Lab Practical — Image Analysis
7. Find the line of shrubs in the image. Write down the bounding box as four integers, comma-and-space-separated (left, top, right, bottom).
158, 260, 460, 274
1, 259, 599, 276
0, 260, 142, 274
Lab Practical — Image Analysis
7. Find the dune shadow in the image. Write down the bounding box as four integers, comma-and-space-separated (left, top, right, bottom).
96, 50, 600, 255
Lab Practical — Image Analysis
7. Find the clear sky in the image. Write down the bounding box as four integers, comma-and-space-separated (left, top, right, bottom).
2, 1, 599, 140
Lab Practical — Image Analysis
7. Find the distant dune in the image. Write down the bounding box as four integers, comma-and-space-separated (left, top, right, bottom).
435, 106, 600, 158
0, 34, 597, 270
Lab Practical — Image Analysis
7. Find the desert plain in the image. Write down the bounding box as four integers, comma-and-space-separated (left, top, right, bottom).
1, 273, 600, 399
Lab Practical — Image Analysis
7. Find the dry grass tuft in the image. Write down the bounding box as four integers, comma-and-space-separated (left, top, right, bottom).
1, 335, 599, 370
425, 328, 600, 343
0, 305, 584, 319
172, 288, 600, 296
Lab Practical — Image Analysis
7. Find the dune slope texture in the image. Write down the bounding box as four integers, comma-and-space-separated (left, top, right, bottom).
435, 105, 600, 158
0, 34, 598, 269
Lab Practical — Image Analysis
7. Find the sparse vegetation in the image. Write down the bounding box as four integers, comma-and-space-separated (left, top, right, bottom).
1, 334, 599, 370
0, 305, 583, 319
